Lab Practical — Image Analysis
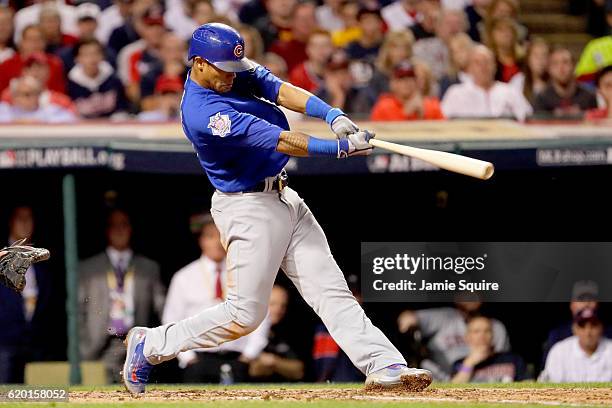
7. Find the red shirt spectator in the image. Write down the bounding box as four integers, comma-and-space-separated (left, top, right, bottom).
0, 25, 66, 94
371, 61, 444, 121
39, 4, 78, 54
1, 52, 75, 112
288, 30, 334, 93
269, 2, 317, 72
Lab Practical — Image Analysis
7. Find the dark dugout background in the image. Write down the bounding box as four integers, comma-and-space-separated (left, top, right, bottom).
2, 165, 612, 380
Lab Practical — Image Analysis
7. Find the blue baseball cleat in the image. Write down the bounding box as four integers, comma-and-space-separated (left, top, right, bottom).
365, 363, 432, 391
122, 327, 153, 394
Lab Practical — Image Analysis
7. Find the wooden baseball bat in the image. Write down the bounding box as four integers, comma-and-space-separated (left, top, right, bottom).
369, 139, 494, 180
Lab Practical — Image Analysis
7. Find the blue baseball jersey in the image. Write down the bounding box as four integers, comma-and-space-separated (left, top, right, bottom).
180, 64, 290, 192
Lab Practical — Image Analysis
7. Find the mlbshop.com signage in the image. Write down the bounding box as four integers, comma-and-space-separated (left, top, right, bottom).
361, 242, 612, 302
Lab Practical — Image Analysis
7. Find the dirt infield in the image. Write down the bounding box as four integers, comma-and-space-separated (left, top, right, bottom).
70, 387, 612, 405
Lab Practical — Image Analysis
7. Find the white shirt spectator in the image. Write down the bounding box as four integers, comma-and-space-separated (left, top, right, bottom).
316, 5, 344, 32
381, 1, 420, 31
416, 307, 511, 377
14, 0, 77, 43
541, 336, 612, 383
162, 255, 270, 368
0, 102, 76, 123
96, 5, 124, 45
441, 80, 533, 121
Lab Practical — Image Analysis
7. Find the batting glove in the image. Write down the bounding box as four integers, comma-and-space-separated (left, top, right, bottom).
338, 130, 375, 158
330, 115, 359, 139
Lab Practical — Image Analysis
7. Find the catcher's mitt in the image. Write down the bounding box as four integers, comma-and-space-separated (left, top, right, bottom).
0, 238, 50, 293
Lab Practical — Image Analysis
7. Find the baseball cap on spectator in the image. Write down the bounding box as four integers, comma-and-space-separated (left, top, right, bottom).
189, 212, 214, 234
573, 307, 601, 326
155, 75, 183, 94
392, 60, 416, 78
143, 6, 165, 26
76, 3, 101, 22
24, 52, 48, 67
571, 280, 599, 301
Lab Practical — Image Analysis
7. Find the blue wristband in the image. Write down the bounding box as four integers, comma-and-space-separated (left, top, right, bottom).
305, 96, 345, 125
307, 137, 349, 157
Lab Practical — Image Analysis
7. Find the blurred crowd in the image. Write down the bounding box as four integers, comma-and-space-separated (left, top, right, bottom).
1, 204, 612, 385
0, 0, 610, 123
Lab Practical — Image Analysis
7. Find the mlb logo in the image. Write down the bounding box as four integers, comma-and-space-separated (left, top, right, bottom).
208, 112, 232, 137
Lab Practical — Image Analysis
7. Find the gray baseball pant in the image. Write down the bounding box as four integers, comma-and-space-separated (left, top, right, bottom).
144, 187, 405, 375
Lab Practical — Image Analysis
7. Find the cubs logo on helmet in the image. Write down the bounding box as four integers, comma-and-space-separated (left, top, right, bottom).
188, 23, 252, 73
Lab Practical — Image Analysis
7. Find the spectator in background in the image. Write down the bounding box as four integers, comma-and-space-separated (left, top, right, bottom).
330, 0, 360, 48
540, 308, 612, 382
522, 37, 549, 105
464, 0, 490, 42
238, 24, 265, 63
107, 0, 143, 56
370, 30, 415, 97
238, 0, 267, 25
370, 60, 443, 120
0, 76, 75, 123
117, 5, 166, 105
58, 3, 117, 73
397, 300, 511, 380
0, 207, 53, 383
345, 7, 384, 62
0, 25, 66, 95
438, 32, 474, 98
441, 45, 533, 121
252, 0, 296, 49
575, 3, 612, 84
533, 47, 598, 118
248, 285, 305, 382
269, 1, 316, 73
485, 0, 528, 43
1, 52, 75, 113
317, 50, 373, 115
413, 8, 468, 81
67, 39, 127, 119
98, 0, 134, 47
316, 0, 344, 32
38, 4, 77, 55
14, 0, 77, 44
414, 59, 437, 96
0, 6, 15, 64
587, 65, 612, 119
542, 281, 612, 364
289, 30, 334, 93
137, 75, 183, 121
452, 316, 527, 383
78, 209, 165, 383
381, 0, 422, 32
409, 0, 439, 41
162, 213, 269, 382
485, 17, 524, 90
139, 32, 186, 107
165, 0, 217, 42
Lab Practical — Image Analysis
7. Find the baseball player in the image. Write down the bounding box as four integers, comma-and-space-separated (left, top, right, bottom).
0, 239, 50, 293
123, 23, 432, 393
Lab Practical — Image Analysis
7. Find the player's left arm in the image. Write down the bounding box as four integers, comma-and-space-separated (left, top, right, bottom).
241, 62, 359, 138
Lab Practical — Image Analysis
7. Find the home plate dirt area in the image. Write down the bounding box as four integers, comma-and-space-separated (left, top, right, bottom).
69, 385, 612, 406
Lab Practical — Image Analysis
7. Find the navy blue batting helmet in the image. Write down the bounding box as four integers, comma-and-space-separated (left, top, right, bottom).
188, 23, 252, 72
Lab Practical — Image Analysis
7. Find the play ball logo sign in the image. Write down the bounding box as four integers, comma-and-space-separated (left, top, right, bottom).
234, 44, 244, 58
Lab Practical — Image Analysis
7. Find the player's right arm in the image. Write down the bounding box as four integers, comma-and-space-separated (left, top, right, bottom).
276, 130, 374, 158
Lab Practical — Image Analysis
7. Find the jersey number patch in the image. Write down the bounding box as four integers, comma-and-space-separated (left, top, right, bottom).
208, 112, 232, 137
